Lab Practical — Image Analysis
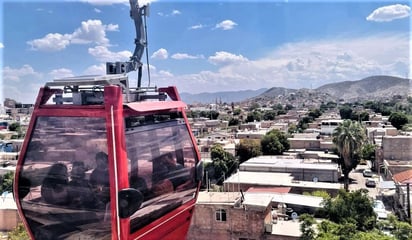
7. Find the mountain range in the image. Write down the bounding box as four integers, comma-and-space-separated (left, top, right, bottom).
181, 75, 410, 104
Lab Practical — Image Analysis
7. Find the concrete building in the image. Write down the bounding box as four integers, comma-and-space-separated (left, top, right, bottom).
382, 136, 412, 162
239, 156, 341, 183
223, 171, 341, 196
188, 191, 306, 240
236, 129, 268, 139
0, 192, 20, 231
320, 119, 343, 135
289, 137, 320, 150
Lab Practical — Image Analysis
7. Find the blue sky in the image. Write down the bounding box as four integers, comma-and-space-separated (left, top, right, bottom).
1, 0, 410, 104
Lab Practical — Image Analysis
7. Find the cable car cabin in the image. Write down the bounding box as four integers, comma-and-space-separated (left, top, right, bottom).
13, 74, 203, 240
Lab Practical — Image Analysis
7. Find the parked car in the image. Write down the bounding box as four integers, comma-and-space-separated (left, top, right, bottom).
373, 200, 388, 220
363, 169, 373, 177
365, 178, 376, 188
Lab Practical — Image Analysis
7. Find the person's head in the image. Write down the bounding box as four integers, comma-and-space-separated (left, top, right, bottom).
162, 152, 175, 168
47, 163, 68, 181
95, 152, 108, 169
71, 161, 86, 179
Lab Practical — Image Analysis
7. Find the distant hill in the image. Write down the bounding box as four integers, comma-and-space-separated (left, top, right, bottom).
180, 88, 267, 104
315, 75, 410, 101
180, 75, 410, 104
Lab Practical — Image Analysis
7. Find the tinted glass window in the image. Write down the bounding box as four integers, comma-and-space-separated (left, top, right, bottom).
125, 113, 198, 233
18, 116, 111, 239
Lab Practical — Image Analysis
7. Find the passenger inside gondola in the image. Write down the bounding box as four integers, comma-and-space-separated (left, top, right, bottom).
89, 152, 110, 209
152, 152, 190, 194
41, 163, 70, 205
68, 161, 95, 209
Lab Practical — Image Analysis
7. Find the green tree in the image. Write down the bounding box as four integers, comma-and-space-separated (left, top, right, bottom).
236, 139, 261, 164
351, 111, 370, 122
261, 129, 290, 155
0, 171, 14, 193
246, 111, 262, 123
8, 122, 21, 132
297, 116, 312, 132
228, 118, 239, 126
288, 123, 297, 134
315, 220, 393, 240
332, 120, 366, 191
360, 143, 376, 161
308, 108, 322, 119
208, 110, 220, 120
248, 102, 260, 111
339, 106, 353, 120
263, 110, 276, 120
233, 108, 241, 116
210, 144, 236, 184
391, 220, 412, 240
388, 112, 409, 130
321, 189, 376, 231
7, 223, 30, 240
299, 213, 316, 240
285, 104, 294, 111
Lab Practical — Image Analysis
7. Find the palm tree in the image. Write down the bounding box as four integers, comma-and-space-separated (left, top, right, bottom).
332, 120, 366, 191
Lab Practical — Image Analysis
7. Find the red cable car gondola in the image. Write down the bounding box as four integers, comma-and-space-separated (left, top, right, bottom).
13, 75, 203, 239
13, 1, 203, 239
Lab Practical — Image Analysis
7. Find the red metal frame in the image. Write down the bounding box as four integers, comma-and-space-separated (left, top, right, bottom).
14, 85, 201, 240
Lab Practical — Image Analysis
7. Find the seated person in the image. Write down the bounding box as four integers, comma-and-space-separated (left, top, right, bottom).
68, 161, 95, 208
152, 153, 188, 191
41, 163, 69, 205
130, 175, 149, 197
89, 152, 110, 209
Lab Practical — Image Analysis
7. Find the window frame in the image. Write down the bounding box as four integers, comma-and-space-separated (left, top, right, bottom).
215, 209, 227, 222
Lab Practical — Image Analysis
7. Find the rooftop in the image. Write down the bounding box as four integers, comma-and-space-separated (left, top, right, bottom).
241, 155, 339, 170
225, 171, 342, 190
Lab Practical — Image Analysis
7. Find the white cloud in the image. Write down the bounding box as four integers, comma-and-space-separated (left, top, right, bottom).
208, 51, 248, 65
154, 34, 409, 94
27, 19, 118, 51
88, 46, 132, 62
27, 33, 71, 51
78, 0, 129, 5
171, 53, 204, 60
366, 4, 410, 22
188, 24, 204, 30
158, 70, 174, 77
48, 68, 74, 79
172, 10, 181, 15
0, 42, 4, 48
79, 0, 154, 6
71, 19, 117, 45
3, 65, 42, 82
94, 8, 101, 13
36, 8, 53, 14
83, 63, 106, 75
215, 20, 237, 30
151, 48, 168, 59
3, 65, 43, 103
157, 8, 181, 17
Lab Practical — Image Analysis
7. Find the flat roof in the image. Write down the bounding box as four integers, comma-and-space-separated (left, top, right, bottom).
196, 191, 240, 205
241, 156, 339, 170
225, 171, 341, 190
271, 219, 302, 237
242, 193, 273, 210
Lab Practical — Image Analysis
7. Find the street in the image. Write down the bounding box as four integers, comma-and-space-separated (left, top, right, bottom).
348, 163, 380, 199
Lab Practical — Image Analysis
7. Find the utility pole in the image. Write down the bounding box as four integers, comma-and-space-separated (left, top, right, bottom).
407, 183, 411, 224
